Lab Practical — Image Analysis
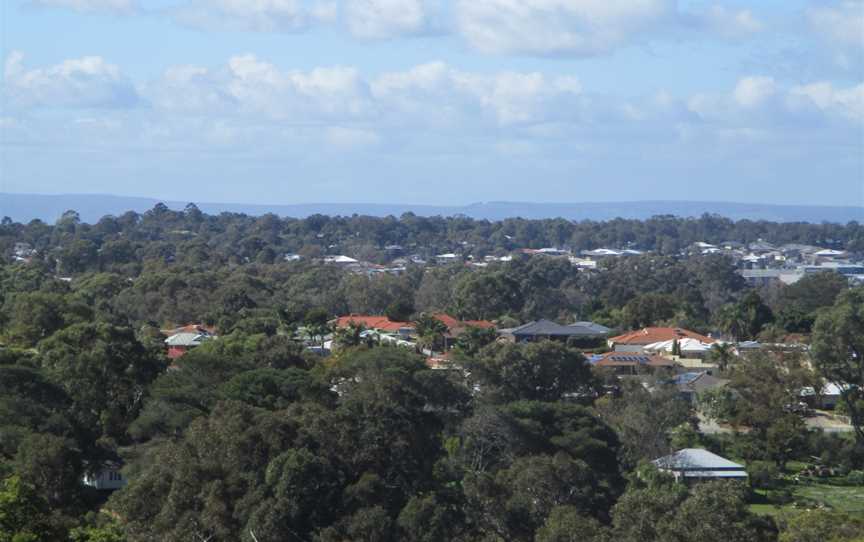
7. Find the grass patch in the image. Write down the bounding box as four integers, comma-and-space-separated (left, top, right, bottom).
749, 479, 864, 516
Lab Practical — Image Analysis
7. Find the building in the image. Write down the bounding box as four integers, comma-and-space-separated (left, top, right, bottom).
608, 327, 714, 352
501, 319, 610, 343
335, 313, 494, 347
83, 462, 127, 491
643, 338, 718, 359
162, 324, 216, 359
591, 352, 677, 374
334, 315, 414, 334
672, 372, 728, 404
800, 382, 846, 409
653, 449, 748, 483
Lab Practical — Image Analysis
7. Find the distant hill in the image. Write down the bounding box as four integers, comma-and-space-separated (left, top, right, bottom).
1, 193, 862, 224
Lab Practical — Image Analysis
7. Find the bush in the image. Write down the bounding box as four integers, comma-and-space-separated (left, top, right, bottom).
749, 461, 781, 490
768, 488, 794, 505
845, 470, 864, 486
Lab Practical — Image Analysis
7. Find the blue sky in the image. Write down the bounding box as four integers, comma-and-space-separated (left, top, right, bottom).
0, 0, 862, 206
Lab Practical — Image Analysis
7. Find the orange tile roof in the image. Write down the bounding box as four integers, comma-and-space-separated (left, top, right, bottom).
335, 315, 413, 333
593, 352, 676, 368
464, 319, 495, 329
336, 314, 495, 334
432, 313, 495, 333
609, 327, 714, 345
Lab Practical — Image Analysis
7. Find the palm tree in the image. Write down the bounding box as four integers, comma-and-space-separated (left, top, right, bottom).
717, 304, 748, 342
334, 322, 366, 349
415, 313, 448, 354
708, 342, 736, 373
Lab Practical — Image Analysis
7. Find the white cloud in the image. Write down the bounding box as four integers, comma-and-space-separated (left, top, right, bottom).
372, 61, 582, 125
343, 0, 438, 38
733, 76, 777, 107
788, 81, 864, 120
3, 51, 140, 108
808, 1, 864, 46
147, 54, 375, 120
698, 5, 763, 39
454, 0, 675, 56
26, 0, 137, 14
174, 0, 336, 32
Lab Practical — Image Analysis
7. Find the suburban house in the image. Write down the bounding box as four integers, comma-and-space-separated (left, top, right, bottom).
334, 315, 415, 336
163, 324, 217, 359
608, 327, 715, 352
653, 449, 748, 484
83, 462, 127, 491
500, 319, 610, 344
334, 314, 494, 346
643, 337, 719, 359
590, 352, 677, 374
672, 372, 729, 404
800, 382, 845, 409
431, 313, 496, 348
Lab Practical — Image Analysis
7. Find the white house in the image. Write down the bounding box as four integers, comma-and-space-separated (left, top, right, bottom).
83, 463, 127, 491
653, 449, 748, 484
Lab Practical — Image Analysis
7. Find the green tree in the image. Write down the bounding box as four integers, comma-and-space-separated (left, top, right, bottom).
596, 379, 692, 468
727, 351, 815, 467
38, 323, 163, 441
811, 287, 864, 448
778, 509, 864, 542
0, 475, 58, 542
707, 342, 736, 372
467, 341, 594, 403
534, 506, 608, 542
414, 313, 447, 354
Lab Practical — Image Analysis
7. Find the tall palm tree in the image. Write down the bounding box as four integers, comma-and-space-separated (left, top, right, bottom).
708, 342, 736, 373
415, 313, 447, 354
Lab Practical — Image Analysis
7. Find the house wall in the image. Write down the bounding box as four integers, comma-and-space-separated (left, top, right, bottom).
167, 346, 188, 359
83, 469, 127, 490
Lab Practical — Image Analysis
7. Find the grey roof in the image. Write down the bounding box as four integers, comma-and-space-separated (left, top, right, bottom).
568, 321, 611, 335
673, 372, 728, 393
165, 332, 211, 347
511, 320, 609, 337
749, 241, 778, 252
654, 449, 746, 473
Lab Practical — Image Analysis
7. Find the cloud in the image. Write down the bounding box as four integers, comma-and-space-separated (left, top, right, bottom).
733, 76, 777, 107
343, 0, 440, 38
788, 81, 864, 121
696, 5, 764, 39
148, 54, 375, 120
454, 0, 675, 56
371, 61, 583, 125
3, 51, 140, 108
25, 0, 137, 14
173, 0, 336, 33
807, 1, 864, 47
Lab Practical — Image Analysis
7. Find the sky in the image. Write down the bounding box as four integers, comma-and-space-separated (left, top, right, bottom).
0, 0, 862, 207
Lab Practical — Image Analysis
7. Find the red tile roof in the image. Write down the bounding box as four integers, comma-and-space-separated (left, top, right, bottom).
335, 314, 495, 334
609, 327, 714, 345
593, 352, 676, 368
335, 315, 413, 333
432, 313, 495, 336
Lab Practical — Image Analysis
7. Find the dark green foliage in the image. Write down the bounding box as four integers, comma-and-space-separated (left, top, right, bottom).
220, 368, 334, 410
811, 287, 864, 449
0, 475, 62, 542
467, 341, 595, 403
38, 323, 163, 442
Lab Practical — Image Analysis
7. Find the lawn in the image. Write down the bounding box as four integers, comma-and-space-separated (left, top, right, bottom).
748, 467, 864, 516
